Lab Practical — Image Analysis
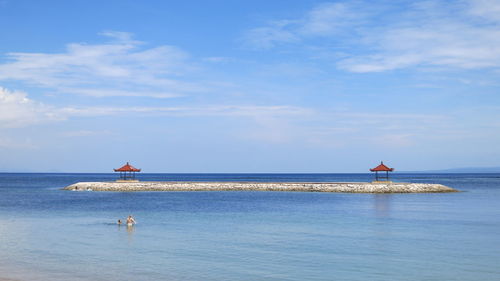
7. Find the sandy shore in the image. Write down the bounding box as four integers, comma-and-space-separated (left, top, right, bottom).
64, 181, 458, 193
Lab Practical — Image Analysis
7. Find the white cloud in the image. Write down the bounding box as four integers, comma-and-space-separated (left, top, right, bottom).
0, 32, 198, 98
244, 2, 365, 49
0, 87, 60, 128
245, 0, 500, 72
340, 19, 500, 72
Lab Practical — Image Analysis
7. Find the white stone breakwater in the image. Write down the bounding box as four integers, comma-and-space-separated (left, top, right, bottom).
64, 181, 458, 193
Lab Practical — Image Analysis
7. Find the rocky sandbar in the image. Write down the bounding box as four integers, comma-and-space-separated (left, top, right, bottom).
63, 181, 458, 193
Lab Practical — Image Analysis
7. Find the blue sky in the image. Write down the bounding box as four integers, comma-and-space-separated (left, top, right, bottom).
1, 0, 499, 172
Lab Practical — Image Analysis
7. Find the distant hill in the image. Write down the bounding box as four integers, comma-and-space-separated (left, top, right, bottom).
406, 166, 500, 173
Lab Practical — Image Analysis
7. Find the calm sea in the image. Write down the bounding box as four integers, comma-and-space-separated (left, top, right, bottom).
0, 173, 499, 281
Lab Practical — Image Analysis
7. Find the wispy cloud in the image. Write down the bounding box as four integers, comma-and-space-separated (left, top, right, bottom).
0, 137, 37, 149
299, 2, 365, 36
0, 84, 312, 129
340, 0, 500, 72
468, 0, 500, 21
297, 111, 450, 147
58, 104, 311, 118
0, 32, 200, 98
245, 0, 500, 72
244, 20, 300, 49
60, 130, 112, 137
243, 2, 367, 49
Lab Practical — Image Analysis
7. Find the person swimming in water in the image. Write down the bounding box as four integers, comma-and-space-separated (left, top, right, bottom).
126, 215, 136, 226
117, 219, 122, 225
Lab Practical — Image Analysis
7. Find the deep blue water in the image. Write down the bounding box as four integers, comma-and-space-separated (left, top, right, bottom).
0, 173, 499, 281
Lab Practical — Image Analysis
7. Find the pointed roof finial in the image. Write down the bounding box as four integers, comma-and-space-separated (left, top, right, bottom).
370, 161, 394, 172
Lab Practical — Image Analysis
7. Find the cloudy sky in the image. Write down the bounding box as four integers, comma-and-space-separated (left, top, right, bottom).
1, 0, 499, 172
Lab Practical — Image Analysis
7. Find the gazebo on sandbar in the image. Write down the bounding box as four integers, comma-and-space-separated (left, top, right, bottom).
370, 161, 394, 182
114, 162, 141, 182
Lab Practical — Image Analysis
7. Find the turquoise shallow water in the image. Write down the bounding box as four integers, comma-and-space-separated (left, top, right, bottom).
0, 173, 499, 281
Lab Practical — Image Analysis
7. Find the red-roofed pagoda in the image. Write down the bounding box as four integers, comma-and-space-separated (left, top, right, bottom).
114, 162, 141, 181
370, 161, 394, 182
